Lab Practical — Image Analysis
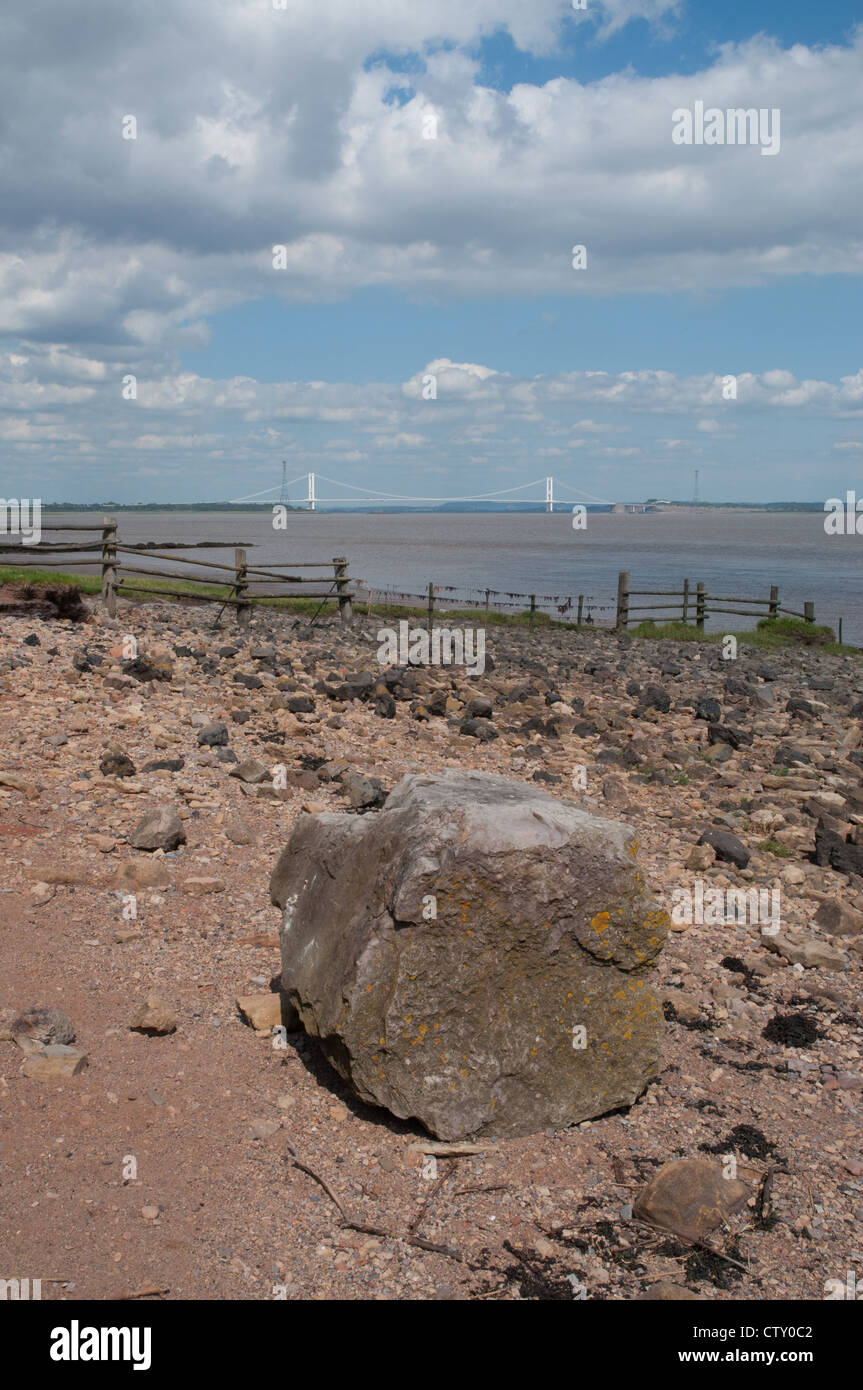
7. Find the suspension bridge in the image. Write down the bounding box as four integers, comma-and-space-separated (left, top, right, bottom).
229, 471, 614, 511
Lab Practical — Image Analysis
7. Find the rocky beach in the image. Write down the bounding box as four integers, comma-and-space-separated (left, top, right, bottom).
1, 590, 862, 1302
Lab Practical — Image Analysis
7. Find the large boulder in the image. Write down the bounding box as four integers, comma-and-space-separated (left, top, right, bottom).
269, 771, 667, 1140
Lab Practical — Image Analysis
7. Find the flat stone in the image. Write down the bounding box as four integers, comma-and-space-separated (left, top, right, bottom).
129, 994, 177, 1035
128, 807, 186, 852
633, 1157, 749, 1241
22, 1046, 89, 1080
236, 992, 300, 1032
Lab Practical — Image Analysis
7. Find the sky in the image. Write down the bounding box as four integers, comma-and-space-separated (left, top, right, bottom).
2, 0, 863, 505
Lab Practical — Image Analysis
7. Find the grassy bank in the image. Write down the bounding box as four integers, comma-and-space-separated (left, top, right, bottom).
1, 565, 858, 653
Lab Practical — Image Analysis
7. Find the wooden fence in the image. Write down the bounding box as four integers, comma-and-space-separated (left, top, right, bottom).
352, 581, 612, 627
614, 571, 815, 631
0, 516, 355, 625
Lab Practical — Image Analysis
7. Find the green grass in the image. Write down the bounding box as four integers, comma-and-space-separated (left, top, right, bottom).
629, 616, 856, 656
2, 564, 858, 653
758, 838, 794, 858
0, 565, 587, 629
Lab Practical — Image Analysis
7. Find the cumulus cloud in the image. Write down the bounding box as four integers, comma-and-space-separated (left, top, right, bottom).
2, 8, 863, 361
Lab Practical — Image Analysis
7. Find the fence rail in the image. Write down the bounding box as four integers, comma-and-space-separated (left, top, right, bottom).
0, 517, 355, 626
615, 571, 814, 630
0, 531, 822, 638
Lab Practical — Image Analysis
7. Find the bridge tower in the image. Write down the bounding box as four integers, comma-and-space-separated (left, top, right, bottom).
307, 472, 317, 511
545, 476, 554, 512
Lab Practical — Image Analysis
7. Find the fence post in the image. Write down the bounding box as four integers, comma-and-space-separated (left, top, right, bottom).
427, 582, 434, 633
803, 601, 814, 624
615, 571, 630, 631
529, 594, 536, 628
333, 557, 352, 624
485, 588, 490, 617
100, 514, 118, 618
839, 617, 843, 644
577, 594, 584, 626
682, 577, 689, 624
768, 585, 779, 621
696, 581, 705, 631
235, 548, 251, 628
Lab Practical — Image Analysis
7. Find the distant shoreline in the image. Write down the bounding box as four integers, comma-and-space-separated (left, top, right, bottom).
39, 501, 832, 515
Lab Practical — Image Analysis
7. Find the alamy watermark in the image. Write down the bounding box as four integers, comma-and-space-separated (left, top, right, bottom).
376, 620, 485, 676
672, 101, 780, 157
0, 497, 41, 545
824, 492, 863, 535
670, 880, 781, 933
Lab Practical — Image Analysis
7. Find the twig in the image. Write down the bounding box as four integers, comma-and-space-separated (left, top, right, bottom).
452, 1183, 508, 1197
408, 1167, 450, 1240
629, 1217, 752, 1275
756, 1163, 790, 1225
284, 1141, 477, 1269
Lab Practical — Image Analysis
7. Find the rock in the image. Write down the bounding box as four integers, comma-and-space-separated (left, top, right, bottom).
197, 722, 229, 747
141, 757, 185, 773
110, 858, 171, 890
11, 1007, 76, 1054
270, 770, 667, 1140
636, 1282, 702, 1301
660, 989, 703, 1024
21, 1045, 89, 1079
129, 995, 177, 1035
707, 723, 752, 750
633, 1157, 749, 1241
694, 697, 721, 723
236, 993, 300, 1032
86, 833, 117, 853
814, 827, 863, 877
637, 685, 671, 714
181, 876, 225, 895
341, 772, 385, 809
99, 747, 137, 779
685, 843, 716, 871
698, 827, 750, 869
763, 933, 847, 971
128, 807, 186, 852
460, 718, 499, 741
224, 819, 261, 847
466, 696, 494, 719
813, 899, 863, 937
228, 759, 270, 784
122, 654, 173, 683
248, 1119, 279, 1142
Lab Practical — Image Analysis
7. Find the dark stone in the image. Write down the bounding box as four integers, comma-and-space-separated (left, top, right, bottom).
141, 757, 185, 773
707, 723, 753, 750
460, 718, 499, 742
638, 685, 671, 714
197, 722, 229, 747
695, 697, 721, 723
698, 827, 751, 869
99, 748, 137, 778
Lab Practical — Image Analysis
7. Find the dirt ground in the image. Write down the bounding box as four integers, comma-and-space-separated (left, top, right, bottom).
1, 597, 861, 1301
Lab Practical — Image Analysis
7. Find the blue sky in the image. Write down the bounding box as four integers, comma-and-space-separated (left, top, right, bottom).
2, 0, 863, 504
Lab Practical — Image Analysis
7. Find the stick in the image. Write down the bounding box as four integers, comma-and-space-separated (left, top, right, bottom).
408, 1167, 450, 1239
629, 1217, 752, 1275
